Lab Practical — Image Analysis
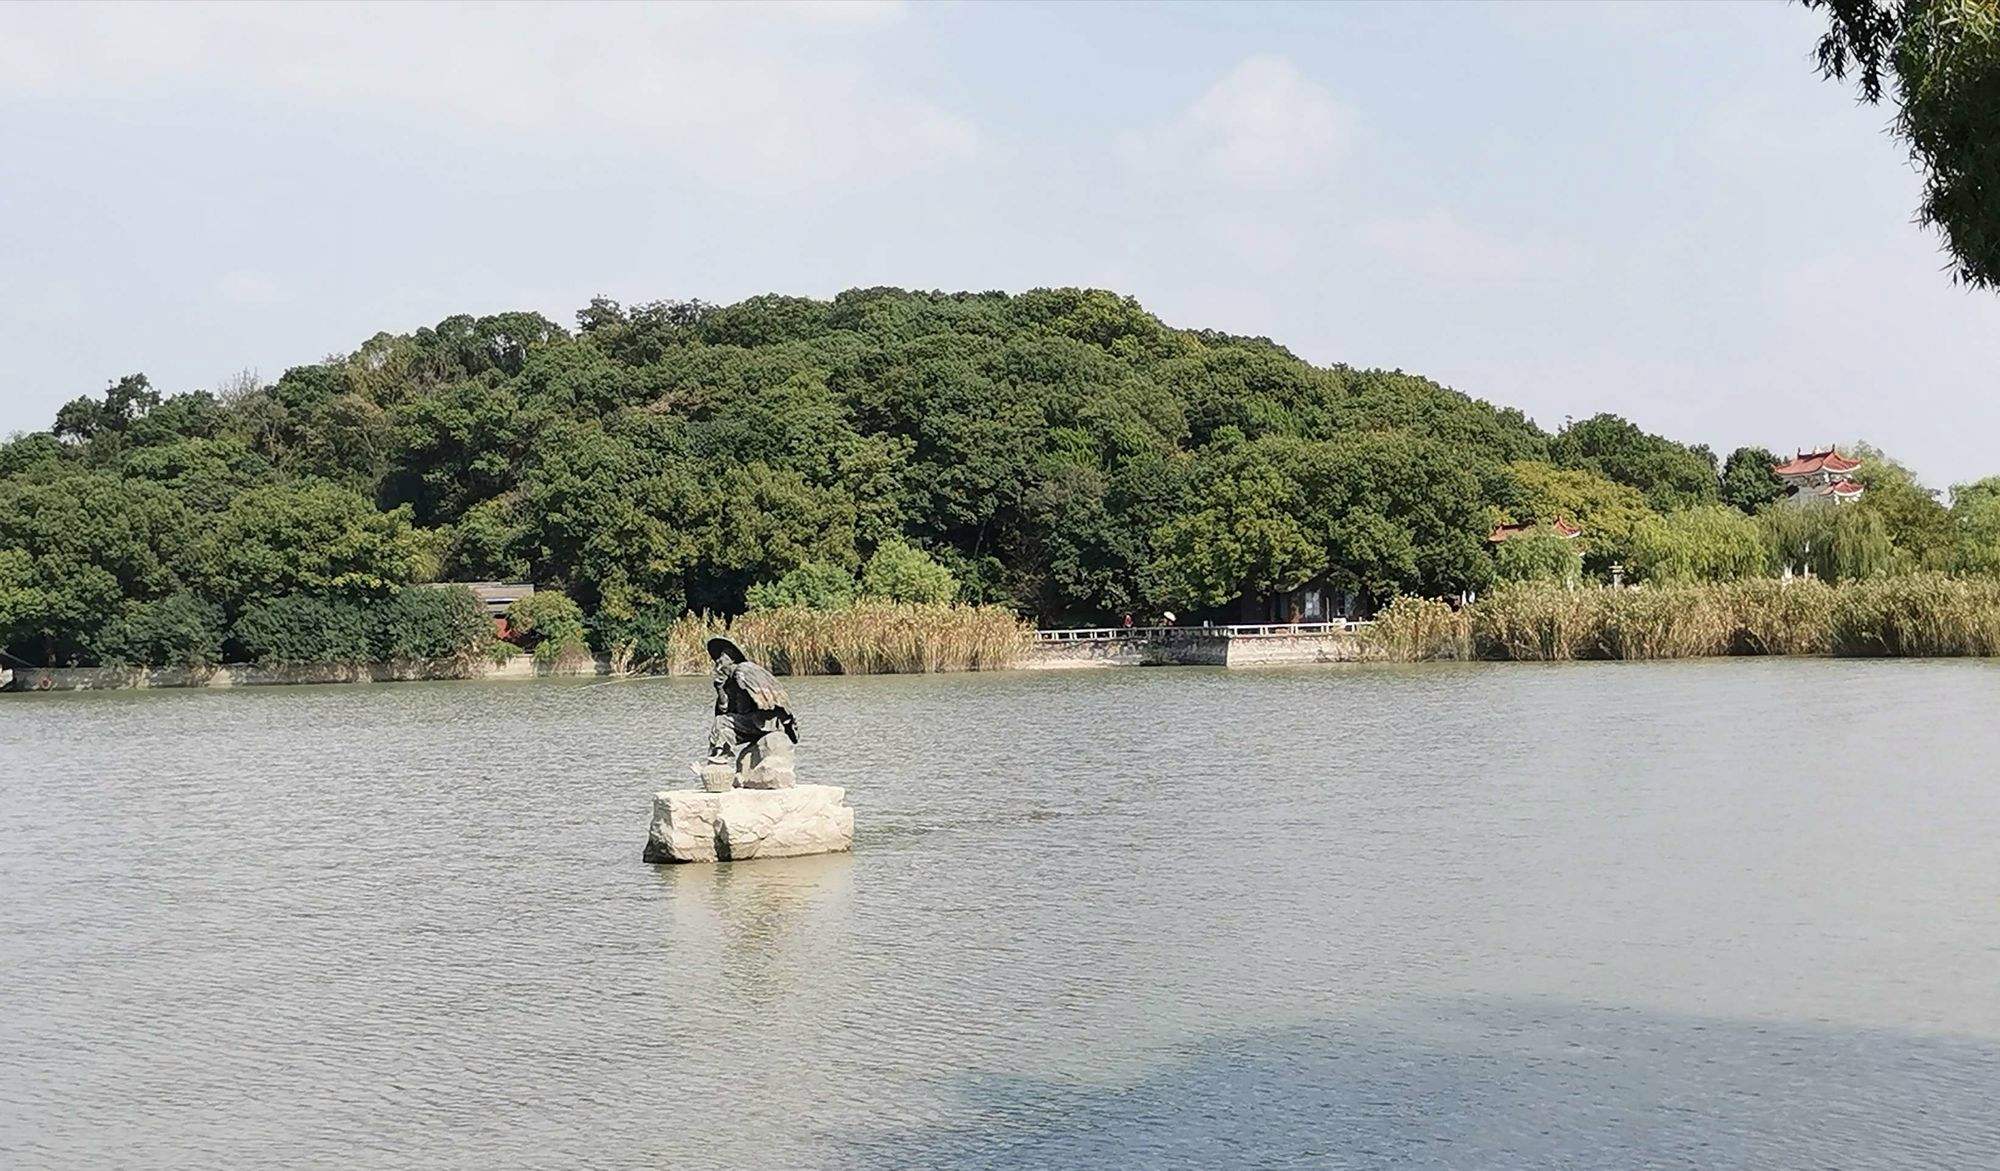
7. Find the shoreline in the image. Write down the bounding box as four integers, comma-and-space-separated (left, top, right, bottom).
10, 621, 1999, 693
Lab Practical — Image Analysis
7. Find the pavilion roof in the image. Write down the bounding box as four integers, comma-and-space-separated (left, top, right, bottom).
1773, 447, 1862, 477
1489, 518, 1582, 542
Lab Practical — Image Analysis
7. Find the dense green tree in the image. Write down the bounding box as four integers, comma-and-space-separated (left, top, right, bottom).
7, 287, 1990, 667
1949, 475, 2000, 573
1551, 414, 1718, 512
1626, 505, 1766, 583
746, 562, 860, 611
92, 592, 227, 668
191, 482, 427, 608
1503, 460, 1657, 571
860, 540, 957, 604
1146, 441, 1324, 610
1719, 446, 1785, 513
0, 472, 194, 663
1852, 442, 1956, 567
1758, 501, 1899, 581
1493, 528, 1584, 586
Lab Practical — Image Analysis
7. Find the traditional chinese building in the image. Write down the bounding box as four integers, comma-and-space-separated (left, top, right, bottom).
1772, 447, 1864, 504
1488, 518, 1582, 542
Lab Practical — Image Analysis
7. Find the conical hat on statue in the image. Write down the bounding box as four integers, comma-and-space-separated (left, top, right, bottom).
706, 635, 748, 664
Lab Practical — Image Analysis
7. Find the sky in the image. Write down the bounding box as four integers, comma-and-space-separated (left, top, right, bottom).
3, 0, 1996, 488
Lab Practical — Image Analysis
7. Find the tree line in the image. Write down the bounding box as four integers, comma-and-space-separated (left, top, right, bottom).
4, 287, 1999, 669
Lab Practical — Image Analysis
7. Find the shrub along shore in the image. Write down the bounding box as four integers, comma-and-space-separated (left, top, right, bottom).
1365, 574, 2000, 662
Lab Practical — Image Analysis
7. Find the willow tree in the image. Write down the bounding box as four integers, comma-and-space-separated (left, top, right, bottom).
1807, 0, 2000, 288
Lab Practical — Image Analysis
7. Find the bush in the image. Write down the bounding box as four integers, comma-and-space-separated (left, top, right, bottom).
231, 595, 375, 665
376, 585, 493, 662
591, 604, 694, 673
92, 592, 226, 668
859, 541, 957, 605
506, 589, 591, 665
744, 562, 858, 611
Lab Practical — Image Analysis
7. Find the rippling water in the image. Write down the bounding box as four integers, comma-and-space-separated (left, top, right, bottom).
4, 659, 1999, 1168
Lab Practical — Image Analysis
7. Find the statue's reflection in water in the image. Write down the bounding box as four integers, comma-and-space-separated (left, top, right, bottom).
651, 852, 856, 1004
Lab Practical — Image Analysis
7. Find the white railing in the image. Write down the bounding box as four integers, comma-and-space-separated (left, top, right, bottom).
1033, 620, 1373, 643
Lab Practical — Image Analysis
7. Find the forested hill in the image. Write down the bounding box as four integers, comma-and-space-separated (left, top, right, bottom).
1, 287, 1975, 668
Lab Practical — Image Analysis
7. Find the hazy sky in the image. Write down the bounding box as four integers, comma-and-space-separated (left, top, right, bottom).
4, 1, 1996, 487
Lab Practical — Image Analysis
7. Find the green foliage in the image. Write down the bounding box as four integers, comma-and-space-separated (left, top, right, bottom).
375, 586, 493, 662
1146, 441, 1324, 608
1626, 506, 1765, 583
1950, 475, 2000, 573
6, 287, 1996, 668
193, 483, 427, 609
745, 562, 860, 611
231, 595, 376, 665
1811, 0, 2000, 289
859, 540, 957, 605
1719, 446, 1784, 513
1550, 414, 1718, 512
502, 588, 589, 667
1503, 460, 1655, 570
1851, 442, 1955, 567
1757, 501, 1899, 582
231, 587, 491, 666
505, 589, 587, 645
91, 592, 227, 668
1492, 529, 1583, 585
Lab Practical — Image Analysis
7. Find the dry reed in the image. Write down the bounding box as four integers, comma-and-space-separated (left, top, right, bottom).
1362, 595, 1471, 661
624, 603, 1032, 675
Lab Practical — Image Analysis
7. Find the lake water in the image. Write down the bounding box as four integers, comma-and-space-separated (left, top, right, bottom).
4, 659, 1999, 1168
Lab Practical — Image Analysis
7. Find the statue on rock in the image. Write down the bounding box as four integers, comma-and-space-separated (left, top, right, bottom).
646, 634, 851, 864
700, 635, 799, 790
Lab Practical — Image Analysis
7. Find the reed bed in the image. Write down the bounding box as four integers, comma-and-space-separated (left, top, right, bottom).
1728, 578, 1836, 656
1469, 583, 1608, 661
626, 603, 1033, 675
1827, 573, 2000, 657
1373, 574, 2000, 662
1362, 595, 1471, 661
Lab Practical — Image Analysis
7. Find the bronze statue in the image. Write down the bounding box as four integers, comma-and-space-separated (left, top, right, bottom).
705, 635, 799, 766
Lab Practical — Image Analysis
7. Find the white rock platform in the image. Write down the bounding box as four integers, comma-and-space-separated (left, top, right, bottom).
642, 784, 854, 864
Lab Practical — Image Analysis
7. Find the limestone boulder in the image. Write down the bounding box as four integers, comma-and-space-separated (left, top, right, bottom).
643, 784, 853, 864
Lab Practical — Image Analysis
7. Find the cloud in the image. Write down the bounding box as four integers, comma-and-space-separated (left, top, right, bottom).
0, 2, 973, 189
1121, 55, 1352, 191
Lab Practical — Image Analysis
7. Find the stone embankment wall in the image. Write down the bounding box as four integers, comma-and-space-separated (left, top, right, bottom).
2, 654, 612, 692
1019, 629, 1369, 670
1219, 631, 1368, 667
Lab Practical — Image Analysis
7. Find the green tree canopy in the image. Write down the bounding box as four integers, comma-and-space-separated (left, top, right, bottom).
1550, 414, 1719, 512
1808, 0, 2000, 288
1626, 505, 1766, 583
1719, 446, 1785, 513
